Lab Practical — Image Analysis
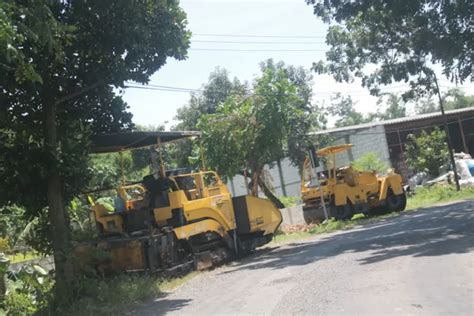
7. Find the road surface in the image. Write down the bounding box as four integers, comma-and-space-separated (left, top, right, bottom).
135, 200, 474, 315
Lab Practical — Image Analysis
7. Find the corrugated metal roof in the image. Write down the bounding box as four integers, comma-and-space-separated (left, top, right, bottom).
308, 107, 474, 136
91, 131, 201, 153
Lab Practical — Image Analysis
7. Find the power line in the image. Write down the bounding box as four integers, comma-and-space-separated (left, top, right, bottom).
125, 83, 469, 95
125, 85, 199, 93
140, 83, 201, 92
190, 48, 327, 52
193, 33, 326, 39
191, 40, 326, 44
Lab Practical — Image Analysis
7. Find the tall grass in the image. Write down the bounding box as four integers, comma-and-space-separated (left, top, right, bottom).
406, 185, 474, 210
60, 272, 198, 316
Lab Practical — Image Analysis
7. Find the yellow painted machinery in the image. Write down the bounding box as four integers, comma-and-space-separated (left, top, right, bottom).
77, 131, 282, 274
301, 144, 406, 223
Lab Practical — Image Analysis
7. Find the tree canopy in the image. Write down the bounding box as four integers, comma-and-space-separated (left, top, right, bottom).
414, 88, 474, 114
198, 60, 319, 207
173, 68, 248, 167
175, 67, 248, 130
326, 88, 473, 129
326, 93, 370, 127
0, 0, 190, 299
375, 93, 407, 121
405, 128, 449, 176
308, 0, 473, 99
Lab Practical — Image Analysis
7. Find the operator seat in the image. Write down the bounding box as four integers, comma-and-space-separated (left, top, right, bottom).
142, 174, 170, 208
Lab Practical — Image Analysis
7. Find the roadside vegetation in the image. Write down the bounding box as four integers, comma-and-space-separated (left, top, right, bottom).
406, 185, 474, 210
279, 196, 302, 208
3, 271, 198, 316
64, 273, 198, 316
274, 184, 474, 245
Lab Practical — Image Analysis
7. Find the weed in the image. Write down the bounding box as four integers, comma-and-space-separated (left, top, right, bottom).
279, 196, 302, 208
46, 272, 198, 316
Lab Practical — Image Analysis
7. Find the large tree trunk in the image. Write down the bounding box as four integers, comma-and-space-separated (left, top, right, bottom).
251, 169, 260, 197
238, 169, 285, 209
257, 177, 285, 209
45, 101, 73, 300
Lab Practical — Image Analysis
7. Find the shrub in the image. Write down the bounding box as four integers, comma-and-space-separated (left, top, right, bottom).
352, 152, 388, 174
404, 128, 449, 176
279, 196, 302, 208
0, 237, 10, 253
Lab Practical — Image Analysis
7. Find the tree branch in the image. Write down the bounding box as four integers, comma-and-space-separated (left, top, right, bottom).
54, 81, 104, 106
0, 63, 15, 71
237, 169, 285, 209
257, 177, 285, 209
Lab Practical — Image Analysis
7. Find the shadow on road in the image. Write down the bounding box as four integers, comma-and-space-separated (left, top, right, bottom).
221, 200, 474, 274
129, 294, 192, 315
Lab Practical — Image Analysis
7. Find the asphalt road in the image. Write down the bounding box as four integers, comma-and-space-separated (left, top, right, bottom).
135, 200, 474, 316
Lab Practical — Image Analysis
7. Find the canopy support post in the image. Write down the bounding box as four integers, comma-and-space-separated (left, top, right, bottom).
157, 137, 165, 177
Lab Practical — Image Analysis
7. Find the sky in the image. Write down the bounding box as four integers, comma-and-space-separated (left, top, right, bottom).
122, 0, 474, 129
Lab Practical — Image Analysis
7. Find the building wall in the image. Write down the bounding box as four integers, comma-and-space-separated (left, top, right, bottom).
326, 124, 391, 169
228, 157, 301, 197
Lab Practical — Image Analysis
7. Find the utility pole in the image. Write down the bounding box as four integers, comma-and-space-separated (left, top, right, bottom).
433, 74, 461, 191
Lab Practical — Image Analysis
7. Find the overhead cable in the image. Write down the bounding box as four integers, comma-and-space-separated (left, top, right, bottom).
191, 40, 326, 44
190, 48, 327, 52
193, 33, 326, 39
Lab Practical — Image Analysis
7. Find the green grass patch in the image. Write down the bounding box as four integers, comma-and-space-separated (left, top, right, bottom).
7, 251, 40, 264
406, 184, 474, 210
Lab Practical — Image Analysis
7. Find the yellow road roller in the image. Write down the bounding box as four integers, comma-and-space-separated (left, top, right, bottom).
301, 144, 406, 223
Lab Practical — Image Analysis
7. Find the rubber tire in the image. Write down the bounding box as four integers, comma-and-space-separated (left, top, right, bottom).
398, 190, 407, 211
386, 188, 405, 212
236, 239, 253, 258
303, 207, 327, 224
333, 205, 353, 221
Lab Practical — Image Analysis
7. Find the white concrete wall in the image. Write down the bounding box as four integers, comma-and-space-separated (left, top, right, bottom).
331, 125, 391, 168
280, 205, 306, 225
228, 157, 301, 197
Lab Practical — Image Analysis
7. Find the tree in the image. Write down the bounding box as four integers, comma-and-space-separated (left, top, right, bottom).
264, 60, 321, 166
404, 128, 449, 177
375, 93, 407, 120
352, 152, 388, 174
173, 68, 248, 168
199, 61, 317, 208
327, 93, 370, 127
308, 0, 472, 98
0, 0, 189, 299
443, 88, 474, 111
414, 88, 474, 114
175, 67, 248, 130
414, 97, 438, 115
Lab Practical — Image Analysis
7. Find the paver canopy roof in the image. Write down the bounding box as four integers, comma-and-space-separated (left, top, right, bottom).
90, 131, 201, 153
316, 144, 353, 157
